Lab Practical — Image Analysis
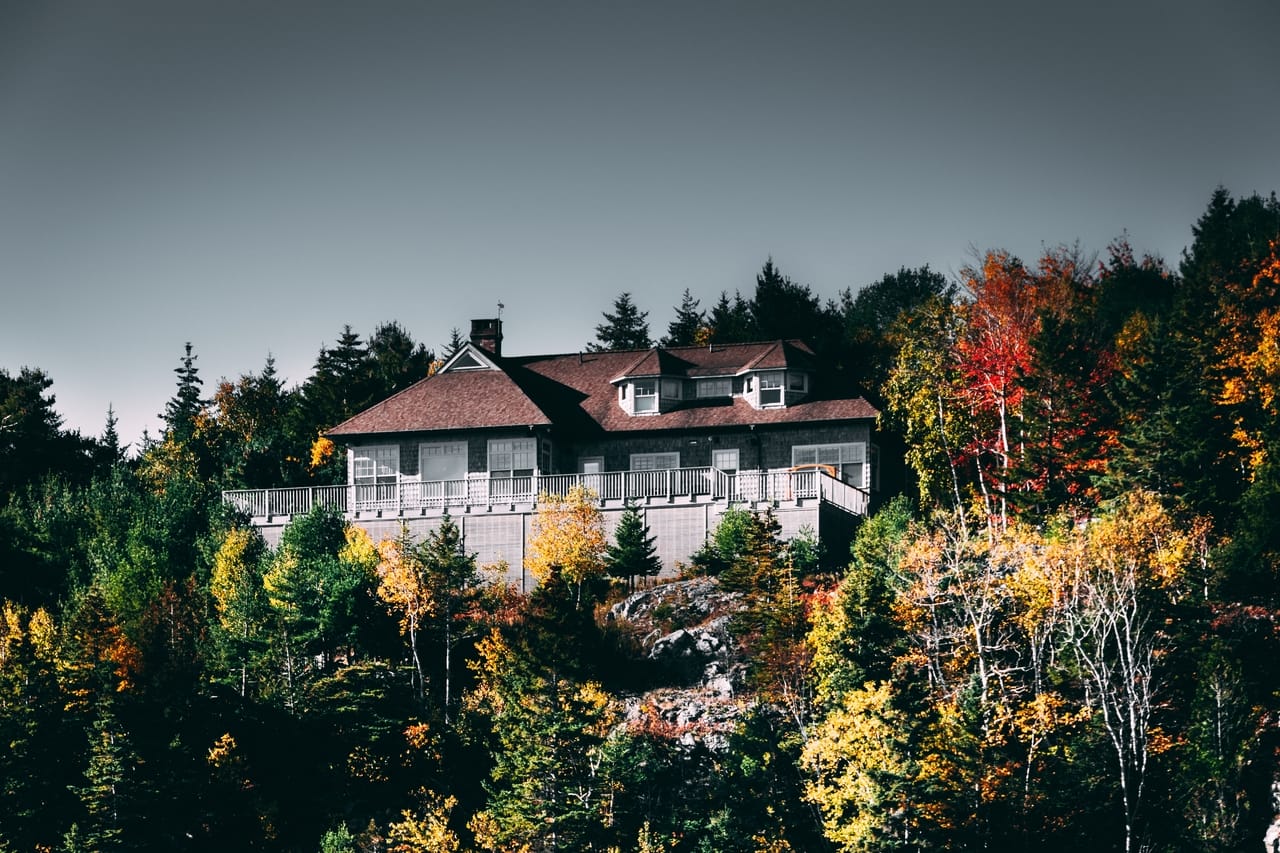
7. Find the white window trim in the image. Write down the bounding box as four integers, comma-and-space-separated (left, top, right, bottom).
712, 448, 740, 473
353, 445, 400, 485
759, 371, 784, 407
633, 380, 658, 413
630, 451, 680, 471
791, 442, 868, 488
488, 437, 537, 477
418, 441, 467, 482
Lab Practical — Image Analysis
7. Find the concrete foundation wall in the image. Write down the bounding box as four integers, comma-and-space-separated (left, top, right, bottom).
253, 499, 827, 588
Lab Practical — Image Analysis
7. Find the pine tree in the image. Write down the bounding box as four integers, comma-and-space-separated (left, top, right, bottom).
589, 292, 652, 351
604, 504, 662, 591
662, 288, 704, 347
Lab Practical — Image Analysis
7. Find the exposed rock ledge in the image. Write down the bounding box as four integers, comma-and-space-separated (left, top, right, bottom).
608, 576, 751, 750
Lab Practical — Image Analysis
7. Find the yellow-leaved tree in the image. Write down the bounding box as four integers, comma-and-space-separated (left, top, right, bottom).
525, 484, 606, 606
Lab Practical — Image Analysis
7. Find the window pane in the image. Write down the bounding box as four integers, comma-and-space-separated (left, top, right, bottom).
713, 449, 739, 472
697, 378, 731, 397
632, 452, 679, 470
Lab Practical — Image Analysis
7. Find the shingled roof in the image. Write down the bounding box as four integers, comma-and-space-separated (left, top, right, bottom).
327, 339, 876, 439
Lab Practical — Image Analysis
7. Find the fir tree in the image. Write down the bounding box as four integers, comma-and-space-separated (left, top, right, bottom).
162, 342, 205, 442
706, 290, 754, 344
662, 288, 704, 347
589, 292, 652, 351
443, 327, 466, 360
604, 504, 662, 591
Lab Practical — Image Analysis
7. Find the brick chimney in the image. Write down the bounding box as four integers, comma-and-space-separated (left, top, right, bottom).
470, 318, 503, 356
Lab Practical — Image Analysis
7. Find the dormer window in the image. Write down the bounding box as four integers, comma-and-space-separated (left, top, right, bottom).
759, 372, 784, 406
634, 380, 658, 413
788, 372, 808, 393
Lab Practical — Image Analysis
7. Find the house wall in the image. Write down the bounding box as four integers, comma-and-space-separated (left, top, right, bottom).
345, 422, 873, 483
348, 428, 548, 479
563, 422, 872, 473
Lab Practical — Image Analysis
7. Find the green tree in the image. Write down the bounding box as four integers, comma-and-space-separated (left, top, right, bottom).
467, 619, 618, 852
689, 506, 754, 575
376, 517, 484, 716
0, 367, 96, 497
72, 700, 140, 851
209, 356, 297, 490
750, 257, 837, 350
590, 292, 652, 351
442, 327, 466, 360
262, 505, 382, 711
706, 290, 754, 344
367, 321, 435, 400
604, 503, 662, 591
662, 288, 704, 347
840, 265, 953, 393
210, 525, 271, 697
162, 342, 206, 444
809, 496, 913, 710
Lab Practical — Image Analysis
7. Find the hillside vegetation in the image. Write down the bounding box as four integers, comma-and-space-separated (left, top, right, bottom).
2, 189, 1280, 851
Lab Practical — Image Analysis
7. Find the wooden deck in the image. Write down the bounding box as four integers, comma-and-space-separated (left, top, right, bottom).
222, 466, 869, 521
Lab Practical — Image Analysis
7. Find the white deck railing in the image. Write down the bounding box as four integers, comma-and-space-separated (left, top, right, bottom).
222, 467, 868, 519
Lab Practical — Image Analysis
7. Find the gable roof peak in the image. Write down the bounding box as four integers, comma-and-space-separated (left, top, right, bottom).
438, 342, 501, 374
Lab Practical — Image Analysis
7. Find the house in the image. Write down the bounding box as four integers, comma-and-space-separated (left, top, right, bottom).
224, 319, 882, 588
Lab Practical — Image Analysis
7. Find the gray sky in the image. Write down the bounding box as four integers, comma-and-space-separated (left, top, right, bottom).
2, 0, 1278, 448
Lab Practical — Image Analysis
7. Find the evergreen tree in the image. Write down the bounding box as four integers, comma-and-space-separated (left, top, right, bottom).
95, 405, 126, 471
706, 290, 754, 344
661, 288, 704, 347
73, 701, 139, 850
367, 321, 434, 400
604, 504, 662, 591
0, 367, 95, 496
589, 292, 652, 351
162, 342, 205, 442
840, 265, 953, 394
443, 327, 466, 360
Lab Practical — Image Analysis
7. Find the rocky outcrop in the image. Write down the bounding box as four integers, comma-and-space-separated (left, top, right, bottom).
608, 576, 745, 690
607, 576, 751, 749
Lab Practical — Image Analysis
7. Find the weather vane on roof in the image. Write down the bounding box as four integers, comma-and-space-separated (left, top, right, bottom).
498, 301, 504, 320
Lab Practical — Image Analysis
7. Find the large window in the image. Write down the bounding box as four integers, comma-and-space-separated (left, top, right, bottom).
661, 378, 683, 399
353, 445, 399, 485
792, 442, 867, 487
697, 378, 732, 398
488, 438, 537, 478
419, 442, 467, 478
712, 448, 740, 474
759, 372, 784, 406
630, 452, 680, 471
633, 380, 657, 413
